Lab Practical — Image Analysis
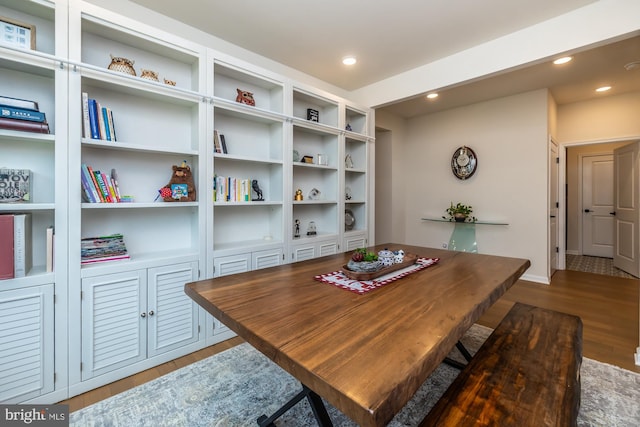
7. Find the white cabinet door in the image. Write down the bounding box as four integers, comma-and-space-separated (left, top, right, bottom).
81, 270, 146, 381
318, 241, 338, 257
292, 240, 338, 262
344, 233, 367, 252
147, 262, 199, 357
214, 253, 251, 277
292, 243, 316, 262
252, 248, 282, 270
0, 285, 54, 403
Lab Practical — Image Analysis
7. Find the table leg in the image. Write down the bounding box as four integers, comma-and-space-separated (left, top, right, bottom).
443, 340, 474, 370
257, 384, 333, 427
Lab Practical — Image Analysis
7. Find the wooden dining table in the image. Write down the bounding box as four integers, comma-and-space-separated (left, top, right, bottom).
185, 243, 530, 427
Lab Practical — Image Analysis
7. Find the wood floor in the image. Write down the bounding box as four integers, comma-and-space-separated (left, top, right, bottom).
60, 269, 639, 413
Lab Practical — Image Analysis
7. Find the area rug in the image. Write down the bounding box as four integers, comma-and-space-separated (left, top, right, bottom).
69, 325, 640, 426
566, 254, 637, 279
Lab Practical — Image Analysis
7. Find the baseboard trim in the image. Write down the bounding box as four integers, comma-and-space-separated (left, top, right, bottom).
521, 273, 550, 284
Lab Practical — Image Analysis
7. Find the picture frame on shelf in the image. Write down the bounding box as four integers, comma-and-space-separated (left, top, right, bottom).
0, 16, 36, 51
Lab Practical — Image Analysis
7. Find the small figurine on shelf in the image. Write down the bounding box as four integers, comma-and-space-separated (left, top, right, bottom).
251, 179, 264, 201
236, 88, 256, 106
306, 221, 317, 236
294, 189, 303, 201
294, 219, 301, 238
307, 108, 319, 122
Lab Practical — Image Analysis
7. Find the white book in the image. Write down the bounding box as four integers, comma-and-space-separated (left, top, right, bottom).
13, 213, 32, 277
82, 92, 91, 139
46, 226, 54, 273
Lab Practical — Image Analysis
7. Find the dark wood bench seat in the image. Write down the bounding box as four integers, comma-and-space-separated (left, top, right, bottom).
420, 302, 583, 427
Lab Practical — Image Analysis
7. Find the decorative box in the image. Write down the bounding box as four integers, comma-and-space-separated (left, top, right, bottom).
0, 168, 31, 203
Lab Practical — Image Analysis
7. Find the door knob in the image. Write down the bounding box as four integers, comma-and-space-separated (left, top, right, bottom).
584, 209, 591, 213
610, 212, 616, 215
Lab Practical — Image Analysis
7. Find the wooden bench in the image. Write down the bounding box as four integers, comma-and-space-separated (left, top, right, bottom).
420, 302, 583, 427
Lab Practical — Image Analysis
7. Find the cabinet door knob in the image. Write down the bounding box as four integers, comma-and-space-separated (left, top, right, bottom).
148, 310, 155, 316
140, 312, 146, 318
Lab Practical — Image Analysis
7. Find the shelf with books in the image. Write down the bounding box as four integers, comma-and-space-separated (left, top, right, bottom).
81, 152, 200, 205
0, 58, 55, 135
213, 108, 284, 161
214, 160, 283, 204
80, 77, 202, 153
80, 207, 200, 267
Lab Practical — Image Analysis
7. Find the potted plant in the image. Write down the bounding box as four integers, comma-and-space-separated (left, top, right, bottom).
443, 202, 477, 223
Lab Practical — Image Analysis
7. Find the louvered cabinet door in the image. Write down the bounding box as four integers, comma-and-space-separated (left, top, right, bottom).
147, 262, 199, 357
0, 285, 54, 403
81, 270, 147, 381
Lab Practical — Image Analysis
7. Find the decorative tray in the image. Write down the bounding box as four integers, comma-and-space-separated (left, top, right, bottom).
342, 253, 419, 281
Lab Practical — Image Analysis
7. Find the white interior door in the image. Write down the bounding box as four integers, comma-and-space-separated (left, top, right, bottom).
613, 143, 639, 277
549, 139, 559, 276
582, 155, 614, 257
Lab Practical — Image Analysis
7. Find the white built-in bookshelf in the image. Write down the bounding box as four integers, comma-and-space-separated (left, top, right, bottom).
0, 0, 372, 404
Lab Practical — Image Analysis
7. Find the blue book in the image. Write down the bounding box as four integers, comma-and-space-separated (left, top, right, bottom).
101, 107, 111, 141
0, 105, 46, 122
88, 99, 100, 139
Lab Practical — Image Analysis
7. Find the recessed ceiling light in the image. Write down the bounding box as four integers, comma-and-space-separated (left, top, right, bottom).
624, 61, 640, 71
595, 86, 612, 92
426, 93, 438, 99
553, 56, 572, 65
342, 56, 357, 66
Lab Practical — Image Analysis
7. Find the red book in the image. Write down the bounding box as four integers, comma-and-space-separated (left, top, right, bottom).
0, 215, 14, 279
0, 117, 50, 134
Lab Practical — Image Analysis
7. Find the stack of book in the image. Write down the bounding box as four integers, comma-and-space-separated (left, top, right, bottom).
81, 164, 122, 203
213, 130, 228, 154
82, 92, 117, 141
81, 233, 130, 264
0, 95, 50, 134
214, 175, 251, 202
0, 213, 33, 279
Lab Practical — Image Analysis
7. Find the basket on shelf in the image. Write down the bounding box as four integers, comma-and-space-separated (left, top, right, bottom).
108, 54, 136, 76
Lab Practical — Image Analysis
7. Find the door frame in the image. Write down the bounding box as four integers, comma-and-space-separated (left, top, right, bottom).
558, 135, 640, 271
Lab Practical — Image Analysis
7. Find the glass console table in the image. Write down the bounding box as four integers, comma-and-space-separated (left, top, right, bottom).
421, 218, 509, 253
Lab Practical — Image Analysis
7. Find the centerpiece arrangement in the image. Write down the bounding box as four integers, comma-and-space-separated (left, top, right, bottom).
343, 248, 418, 280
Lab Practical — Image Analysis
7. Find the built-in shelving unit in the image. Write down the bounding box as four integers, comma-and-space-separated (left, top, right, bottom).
0, 0, 372, 405
0, 0, 67, 405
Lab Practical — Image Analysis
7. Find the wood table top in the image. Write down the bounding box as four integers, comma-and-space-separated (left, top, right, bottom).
185, 243, 530, 426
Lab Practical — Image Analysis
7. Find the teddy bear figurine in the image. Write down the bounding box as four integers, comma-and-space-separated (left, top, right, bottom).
160, 162, 196, 202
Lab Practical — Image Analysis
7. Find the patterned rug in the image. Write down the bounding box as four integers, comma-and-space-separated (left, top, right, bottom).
566, 254, 637, 279
69, 324, 640, 426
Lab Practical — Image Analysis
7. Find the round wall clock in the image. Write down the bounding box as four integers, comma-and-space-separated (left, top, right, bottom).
451, 146, 477, 180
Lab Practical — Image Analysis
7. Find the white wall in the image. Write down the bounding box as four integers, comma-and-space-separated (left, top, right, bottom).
557, 92, 640, 143
377, 90, 551, 282
375, 111, 408, 245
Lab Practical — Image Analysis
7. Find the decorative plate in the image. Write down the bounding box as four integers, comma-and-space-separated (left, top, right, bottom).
345, 209, 355, 231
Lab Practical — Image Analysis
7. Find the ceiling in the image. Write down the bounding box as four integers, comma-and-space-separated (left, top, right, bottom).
123, 0, 640, 118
